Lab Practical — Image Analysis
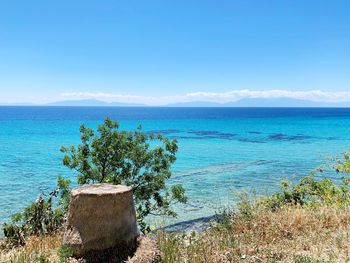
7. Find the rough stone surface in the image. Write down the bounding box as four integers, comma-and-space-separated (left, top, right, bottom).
63, 184, 139, 257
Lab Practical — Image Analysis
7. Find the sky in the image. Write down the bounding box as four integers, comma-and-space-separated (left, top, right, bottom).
0, 0, 350, 105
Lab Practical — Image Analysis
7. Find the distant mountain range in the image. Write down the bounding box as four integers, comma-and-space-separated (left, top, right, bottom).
1, 98, 350, 107
47, 100, 145, 107
167, 98, 350, 107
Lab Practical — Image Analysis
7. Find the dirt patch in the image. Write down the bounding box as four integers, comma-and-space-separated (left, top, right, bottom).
70, 235, 160, 263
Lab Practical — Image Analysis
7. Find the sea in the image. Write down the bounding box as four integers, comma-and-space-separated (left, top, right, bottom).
1, 106, 350, 229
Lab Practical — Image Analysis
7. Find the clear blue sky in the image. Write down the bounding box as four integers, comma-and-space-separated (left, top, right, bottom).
1, 0, 350, 105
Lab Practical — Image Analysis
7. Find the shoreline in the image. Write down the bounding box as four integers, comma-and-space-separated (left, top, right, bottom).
162, 214, 221, 233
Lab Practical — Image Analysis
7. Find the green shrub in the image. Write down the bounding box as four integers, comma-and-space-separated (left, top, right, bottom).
37, 254, 50, 263
294, 255, 331, 263
258, 151, 350, 211
3, 176, 71, 245
58, 245, 74, 263
61, 118, 187, 232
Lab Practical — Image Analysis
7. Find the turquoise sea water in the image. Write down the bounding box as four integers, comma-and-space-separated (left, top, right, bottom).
1, 107, 350, 228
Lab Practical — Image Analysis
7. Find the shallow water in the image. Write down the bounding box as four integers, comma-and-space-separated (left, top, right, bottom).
1, 107, 350, 227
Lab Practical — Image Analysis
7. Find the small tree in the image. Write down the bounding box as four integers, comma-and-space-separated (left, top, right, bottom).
60, 118, 187, 232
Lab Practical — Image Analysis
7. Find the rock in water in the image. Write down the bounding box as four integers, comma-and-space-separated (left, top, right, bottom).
63, 184, 139, 258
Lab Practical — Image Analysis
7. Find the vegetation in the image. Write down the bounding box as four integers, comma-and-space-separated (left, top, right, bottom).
0, 234, 62, 262
157, 151, 350, 263
2, 117, 186, 248
57, 245, 73, 263
2, 177, 71, 246
60, 118, 187, 232
2, 121, 350, 262
3, 204, 350, 262
158, 205, 350, 262
259, 153, 350, 210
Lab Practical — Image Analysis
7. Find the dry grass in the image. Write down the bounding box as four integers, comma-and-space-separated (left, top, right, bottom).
0, 235, 159, 263
158, 205, 350, 263
0, 234, 62, 262
2, 206, 350, 262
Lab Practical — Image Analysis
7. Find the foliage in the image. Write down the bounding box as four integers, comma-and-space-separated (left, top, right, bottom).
260, 151, 350, 210
57, 245, 73, 263
61, 118, 187, 232
4, 150, 350, 262
2, 176, 71, 245
37, 254, 50, 263
294, 255, 332, 263
158, 151, 350, 262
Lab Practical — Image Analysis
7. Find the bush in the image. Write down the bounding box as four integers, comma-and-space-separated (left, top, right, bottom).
259, 151, 350, 210
294, 255, 331, 263
3, 176, 71, 245
58, 245, 74, 263
61, 118, 187, 232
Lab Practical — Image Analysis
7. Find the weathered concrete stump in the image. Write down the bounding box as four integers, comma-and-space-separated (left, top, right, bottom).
63, 184, 139, 258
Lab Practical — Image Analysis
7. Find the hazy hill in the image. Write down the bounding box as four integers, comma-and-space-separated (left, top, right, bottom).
47, 100, 145, 107
2, 98, 349, 107
166, 98, 350, 107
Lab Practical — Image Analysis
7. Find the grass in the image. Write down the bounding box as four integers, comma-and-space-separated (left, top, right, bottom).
0, 234, 62, 263
1, 205, 350, 262
157, 205, 350, 263
4, 170, 350, 263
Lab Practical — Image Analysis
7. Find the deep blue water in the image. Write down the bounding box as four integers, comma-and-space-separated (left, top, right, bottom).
1, 106, 350, 227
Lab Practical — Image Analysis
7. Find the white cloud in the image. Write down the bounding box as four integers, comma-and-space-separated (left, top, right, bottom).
60, 89, 350, 105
